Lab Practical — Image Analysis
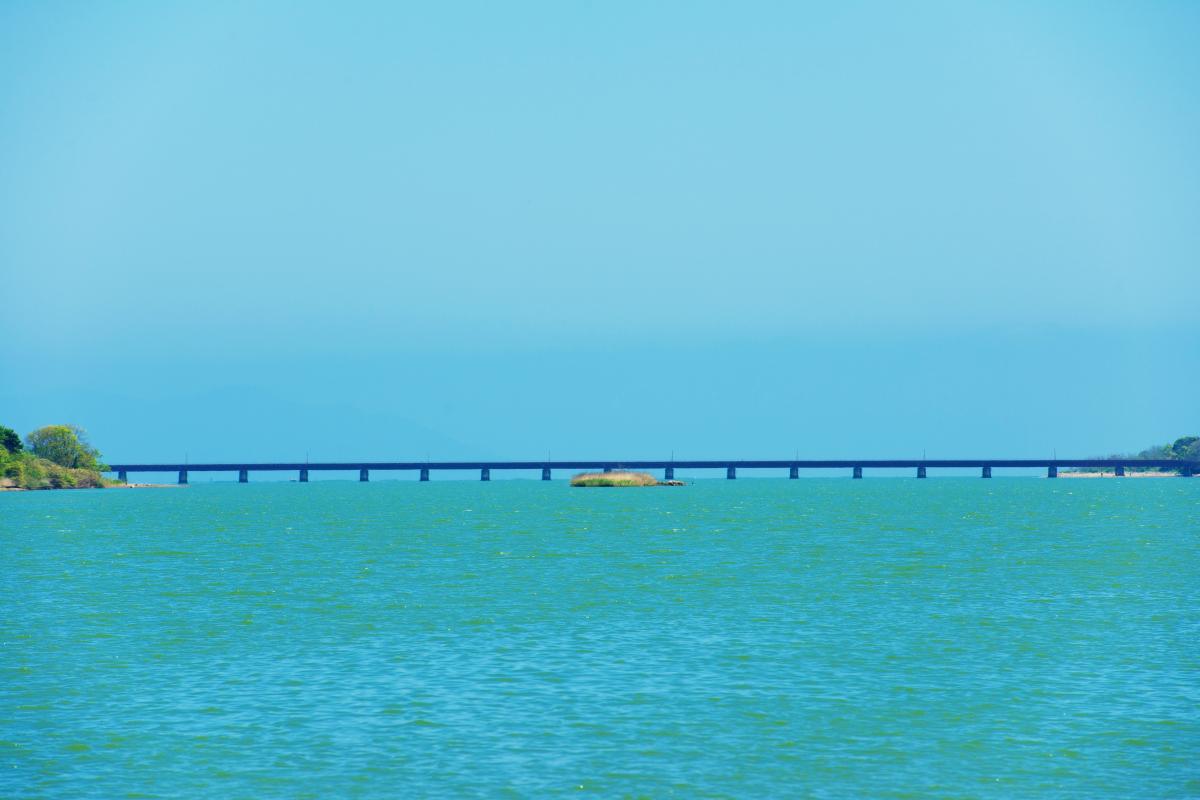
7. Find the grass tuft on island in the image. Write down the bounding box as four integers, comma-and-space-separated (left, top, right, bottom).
570, 471, 682, 487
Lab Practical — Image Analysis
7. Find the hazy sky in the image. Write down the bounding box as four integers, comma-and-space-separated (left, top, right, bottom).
1, 1, 1197, 467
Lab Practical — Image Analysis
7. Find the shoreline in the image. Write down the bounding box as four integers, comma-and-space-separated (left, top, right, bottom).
0, 482, 182, 492
109, 482, 185, 489
1060, 471, 1183, 479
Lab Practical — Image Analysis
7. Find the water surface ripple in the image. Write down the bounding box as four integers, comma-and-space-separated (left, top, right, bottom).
2, 479, 1198, 797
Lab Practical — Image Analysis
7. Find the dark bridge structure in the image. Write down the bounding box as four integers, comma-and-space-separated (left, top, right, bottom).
105, 459, 1197, 484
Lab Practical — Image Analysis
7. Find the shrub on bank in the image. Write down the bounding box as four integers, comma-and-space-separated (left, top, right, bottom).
0, 452, 108, 489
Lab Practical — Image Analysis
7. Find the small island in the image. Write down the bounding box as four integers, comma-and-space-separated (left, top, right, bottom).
570, 471, 684, 487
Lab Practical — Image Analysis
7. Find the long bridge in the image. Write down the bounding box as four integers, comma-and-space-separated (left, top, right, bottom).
105, 459, 1197, 483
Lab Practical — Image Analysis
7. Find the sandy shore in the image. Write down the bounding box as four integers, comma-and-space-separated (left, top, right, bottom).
0, 482, 183, 491
109, 483, 184, 489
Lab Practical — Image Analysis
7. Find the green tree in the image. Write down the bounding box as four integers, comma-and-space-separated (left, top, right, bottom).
1174, 435, 1200, 463
1137, 443, 1172, 460
1171, 435, 1199, 458
25, 425, 102, 470
0, 425, 21, 453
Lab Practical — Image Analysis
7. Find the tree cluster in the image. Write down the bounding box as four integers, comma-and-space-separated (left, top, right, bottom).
1082, 435, 1200, 473
0, 424, 109, 489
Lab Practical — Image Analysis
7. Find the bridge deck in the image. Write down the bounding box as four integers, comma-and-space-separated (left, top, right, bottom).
108, 459, 1195, 473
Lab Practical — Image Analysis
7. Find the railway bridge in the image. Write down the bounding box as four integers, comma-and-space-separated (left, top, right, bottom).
104, 459, 1196, 484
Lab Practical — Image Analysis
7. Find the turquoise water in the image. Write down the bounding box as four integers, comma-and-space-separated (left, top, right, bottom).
2, 479, 1198, 798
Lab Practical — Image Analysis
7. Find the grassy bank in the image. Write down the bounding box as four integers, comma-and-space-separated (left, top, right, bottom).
0, 452, 112, 489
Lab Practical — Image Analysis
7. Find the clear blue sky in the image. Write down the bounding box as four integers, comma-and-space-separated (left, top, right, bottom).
1, 1, 1196, 466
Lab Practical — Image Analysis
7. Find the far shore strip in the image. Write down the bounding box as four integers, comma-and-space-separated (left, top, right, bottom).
1060, 471, 1182, 478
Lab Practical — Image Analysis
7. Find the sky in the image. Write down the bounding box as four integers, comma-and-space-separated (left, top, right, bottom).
1, 1, 1197, 469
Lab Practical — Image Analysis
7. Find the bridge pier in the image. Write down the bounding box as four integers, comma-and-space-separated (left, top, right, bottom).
982, 466, 991, 478
1048, 466, 1058, 478
852, 466, 862, 479
299, 468, 308, 482
917, 466, 927, 479
542, 467, 551, 481
359, 468, 369, 482
481, 468, 490, 481
117, 470, 127, 483
726, 466, 736, 479
420, 467, 430, 482
1115, 465, 1125, 477
665, 466, 674, 480
238, 468, 248, 483
789, 466, 798, 479
178, 469, 188, 485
